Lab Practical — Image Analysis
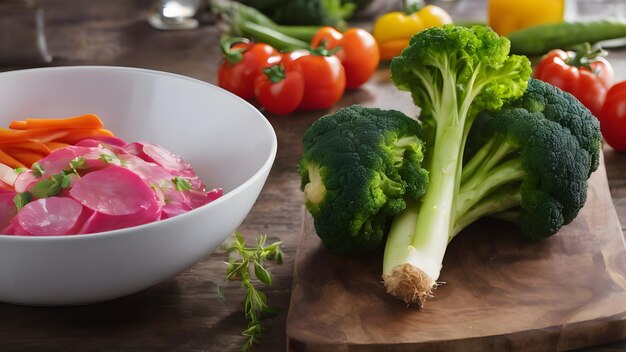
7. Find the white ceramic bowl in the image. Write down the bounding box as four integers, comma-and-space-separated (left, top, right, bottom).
0, 66, 277, 305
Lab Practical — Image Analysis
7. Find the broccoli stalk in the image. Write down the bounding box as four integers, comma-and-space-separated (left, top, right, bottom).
383, 74, 602, 307
382, 25, 533, 305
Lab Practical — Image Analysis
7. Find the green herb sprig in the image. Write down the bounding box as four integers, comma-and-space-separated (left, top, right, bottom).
220, 233, 284, 351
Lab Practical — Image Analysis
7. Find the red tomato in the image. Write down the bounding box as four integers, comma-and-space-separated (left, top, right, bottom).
253, 64, 304, 115
534, 48, 614, 117
218, 42, 281, 100
599, 80, 626, 152
283, 50, 346, 111
311, 27, 380, 89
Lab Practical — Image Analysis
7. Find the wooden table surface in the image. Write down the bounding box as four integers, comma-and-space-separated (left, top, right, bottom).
1, 1, 625, 351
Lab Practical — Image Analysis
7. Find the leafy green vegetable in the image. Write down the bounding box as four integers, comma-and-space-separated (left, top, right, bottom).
68, 157, 87, 175
298, 105, 428, 254
238, 0, 356, 29
13, 192, 32, 211
298, 25, 601, 307
29, 173, 73, 199
99, 153, 115, 164
211, 0, 326, 45
221, 233, 284, 351
172, 177, 192, 192
31, 162, 44, 177
14, 167, 27, 174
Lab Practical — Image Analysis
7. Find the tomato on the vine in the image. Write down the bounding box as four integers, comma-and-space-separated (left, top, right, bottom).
253, 64, 304, 115
283, 49, 346, 111
217, 39, 281, 100
534, 46, 614, 117
311, 27, 379, 89
599, 80, 626, 152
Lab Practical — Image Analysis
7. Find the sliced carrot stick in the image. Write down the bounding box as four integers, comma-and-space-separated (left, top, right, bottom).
8, 120, 27, 130
43, 141, 69, 151
53, 128, 115, 144
9, 114, 104, 130
3, 148, 46, 168
3, 141, 51, 155
0, 129, 70, 144
0, 149, 26, 169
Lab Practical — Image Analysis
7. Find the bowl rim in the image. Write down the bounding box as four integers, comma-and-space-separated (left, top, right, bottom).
0, 65, 278, 242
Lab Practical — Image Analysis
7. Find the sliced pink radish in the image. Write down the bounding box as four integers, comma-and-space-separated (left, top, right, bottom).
14, 170, 37, 193
0, 179, 13, 192
0, 163, 18, 187
119, 154, 173, 188
0, 191, 17, 231
38, 146, 107, 175
75, 136, 127, 148
69, 165, 158, 216
16, 197, 84, 236
125, 142, 193, 175
79, 202, 161, 234
75, 139, 128, 155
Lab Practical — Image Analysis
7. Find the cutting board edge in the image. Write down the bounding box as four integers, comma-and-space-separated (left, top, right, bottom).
286, 308, 626, 352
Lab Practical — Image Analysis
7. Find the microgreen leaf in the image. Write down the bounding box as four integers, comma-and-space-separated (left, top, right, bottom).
31, 162, 44, 177
14, 167, 27, 174
172, 177, 192, 192
253, 262, 272, 285
220, 233, 284, 351
30, 173, 73, 198
13, 192, 32, 211
70, 157, 86, 170
99, 154, 112, 163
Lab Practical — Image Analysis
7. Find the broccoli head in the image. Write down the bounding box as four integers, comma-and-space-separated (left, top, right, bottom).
458, 79, 602, 241
298, 105, 428, 255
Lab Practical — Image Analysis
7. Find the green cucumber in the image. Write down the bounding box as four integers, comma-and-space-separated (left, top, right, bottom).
507, 20, 626, 55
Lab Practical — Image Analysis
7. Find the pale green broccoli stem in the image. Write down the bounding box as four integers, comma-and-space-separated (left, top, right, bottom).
393, 135, 420, 168
303, 163, 326, 206
379, 172, 404, 195
457, 158, 526, 216
452, 189, 522, 237
384, 58, 480, 295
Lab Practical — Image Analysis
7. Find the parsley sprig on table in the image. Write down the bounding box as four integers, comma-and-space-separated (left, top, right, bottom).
220, 233, 284, 351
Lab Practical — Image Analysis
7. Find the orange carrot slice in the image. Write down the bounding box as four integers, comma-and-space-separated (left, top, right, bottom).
9, 114, 104, 130
0, 149, 25, 169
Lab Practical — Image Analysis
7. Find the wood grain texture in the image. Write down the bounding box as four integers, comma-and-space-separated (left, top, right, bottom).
286, 156, 626, 352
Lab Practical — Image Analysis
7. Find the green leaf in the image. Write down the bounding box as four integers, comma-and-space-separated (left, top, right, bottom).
254, 261, 272, 285
14, 167, 27, 174
220, 233, 284, 351
30, 173, 73, 198
13, 192, 32, 211
98, 153, 120, 165
70, 157, 87, 170
172, 176, 192, 192
31, 162, 44, 177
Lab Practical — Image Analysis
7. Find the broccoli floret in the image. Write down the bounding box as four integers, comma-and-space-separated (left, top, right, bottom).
298, 105, 428, 255
505, 76, 602, 175
457, 79, 602, 241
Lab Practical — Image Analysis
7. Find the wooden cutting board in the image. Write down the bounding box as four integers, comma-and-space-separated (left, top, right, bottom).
286, 155, 626, 352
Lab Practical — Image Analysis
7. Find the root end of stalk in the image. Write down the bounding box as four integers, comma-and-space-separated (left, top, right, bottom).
382, 264, 436, 307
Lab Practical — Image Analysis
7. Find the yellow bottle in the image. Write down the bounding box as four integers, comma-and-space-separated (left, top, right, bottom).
488, 0, 564, 36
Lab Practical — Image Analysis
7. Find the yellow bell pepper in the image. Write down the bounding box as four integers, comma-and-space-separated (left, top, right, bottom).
372, 5, 453, 61
488, 0, 564, 36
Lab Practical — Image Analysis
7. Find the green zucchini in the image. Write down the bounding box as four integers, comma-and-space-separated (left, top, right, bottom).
507, 20, 626, 55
